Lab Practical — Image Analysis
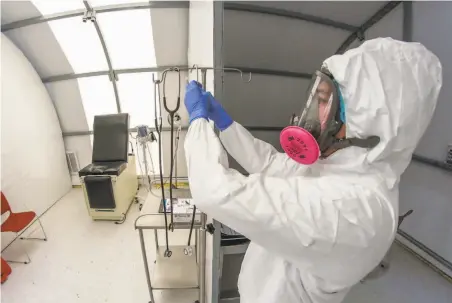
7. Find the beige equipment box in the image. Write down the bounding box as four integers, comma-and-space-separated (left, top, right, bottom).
80, 155, 138, 221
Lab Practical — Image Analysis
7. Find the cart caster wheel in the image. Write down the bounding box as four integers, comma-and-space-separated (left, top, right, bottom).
164, 250, 172, 258
184, 247, 193, 256
139, 204, 143, 211
20, 237, 24, 240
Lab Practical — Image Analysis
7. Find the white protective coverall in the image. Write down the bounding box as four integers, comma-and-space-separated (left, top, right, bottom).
184, 38, 442, 303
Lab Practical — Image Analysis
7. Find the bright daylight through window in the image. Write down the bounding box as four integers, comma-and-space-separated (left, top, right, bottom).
32, 0, 159, 156
77, 76, 117, 128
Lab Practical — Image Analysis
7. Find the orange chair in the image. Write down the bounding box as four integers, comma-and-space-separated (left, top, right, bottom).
1, 257, 12, 283
1, 192, 47, 264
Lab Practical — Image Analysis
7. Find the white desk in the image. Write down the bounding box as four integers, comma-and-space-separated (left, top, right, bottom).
135, 188, 207, 303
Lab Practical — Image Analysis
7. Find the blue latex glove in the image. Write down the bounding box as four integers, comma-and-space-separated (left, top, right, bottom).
205, 92, 233, 131
184, 80, 209, 123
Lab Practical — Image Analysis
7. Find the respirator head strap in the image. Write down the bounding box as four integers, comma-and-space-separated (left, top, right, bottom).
331, 136, 381, 151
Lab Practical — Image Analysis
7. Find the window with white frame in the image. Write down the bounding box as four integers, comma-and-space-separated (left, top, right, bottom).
96, 10, 157, 69
77, 76, 118, 129
116, 72, 159, 128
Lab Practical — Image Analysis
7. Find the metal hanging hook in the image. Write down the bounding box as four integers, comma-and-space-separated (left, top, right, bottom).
152, 73, 161, 84
162, 67, 181, 114
189, 64, 200, 83
202, 67, 252, 83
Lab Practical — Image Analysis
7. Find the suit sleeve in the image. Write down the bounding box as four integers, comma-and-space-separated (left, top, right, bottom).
184, 119, 377, 267
219, 122, 309, 177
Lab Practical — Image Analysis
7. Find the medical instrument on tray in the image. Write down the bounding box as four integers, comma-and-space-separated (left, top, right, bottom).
161, 67, 182, 233
152, 74, 172, 258
184, 204, 197, 256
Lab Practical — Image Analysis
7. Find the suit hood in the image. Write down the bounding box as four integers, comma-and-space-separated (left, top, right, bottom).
320, 38, 442, 188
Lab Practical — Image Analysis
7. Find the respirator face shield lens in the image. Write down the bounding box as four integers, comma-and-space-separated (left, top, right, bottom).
281, 71, 340, 165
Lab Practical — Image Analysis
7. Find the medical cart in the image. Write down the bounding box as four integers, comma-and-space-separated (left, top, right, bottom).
135, 188, 206, 303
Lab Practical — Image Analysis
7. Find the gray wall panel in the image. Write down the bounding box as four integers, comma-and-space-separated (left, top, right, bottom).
397, 1, 452, 264
238, 1, 384, 26
399, 162, 452, 262
223, 73, 310, 127
411, 2, 452, 161
224, 10, 348, 74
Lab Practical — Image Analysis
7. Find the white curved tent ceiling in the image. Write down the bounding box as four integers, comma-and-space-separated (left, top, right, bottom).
0, 0, 405, 136
0, 0, 409, 176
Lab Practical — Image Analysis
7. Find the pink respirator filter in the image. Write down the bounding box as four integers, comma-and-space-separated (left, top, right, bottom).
280, 126, 320, 165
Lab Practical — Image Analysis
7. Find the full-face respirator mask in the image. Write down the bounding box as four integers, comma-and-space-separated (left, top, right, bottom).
280, 68, 380, 165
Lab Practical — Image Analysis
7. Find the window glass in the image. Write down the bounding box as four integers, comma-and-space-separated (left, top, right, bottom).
46, 17, 109, 73
78, 76, 117, 130
96, 10, 156, 69
32, 0, 85, 15
117, 73, 159, 128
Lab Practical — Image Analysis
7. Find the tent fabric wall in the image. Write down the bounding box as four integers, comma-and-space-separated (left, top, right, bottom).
221, 1, 451, 267
4, 22, 74, 79
398, 1, 452, 264
1, 34, 71, 248
222, 2, 404, 174
223, 10, 349, 74
239, 1, 385, 26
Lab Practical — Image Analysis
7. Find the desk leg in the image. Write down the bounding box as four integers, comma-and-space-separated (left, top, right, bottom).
195, 229, 198, 264
200, 214, 207, 303
154, 230, 159, 252
139, 229, 155, 303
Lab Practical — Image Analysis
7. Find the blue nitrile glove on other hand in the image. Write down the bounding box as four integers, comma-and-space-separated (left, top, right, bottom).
204, 92, 233, 131
184, 80, 209, 123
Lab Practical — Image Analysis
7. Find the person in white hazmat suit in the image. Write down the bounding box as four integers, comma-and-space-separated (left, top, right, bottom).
183, 38, 442, 303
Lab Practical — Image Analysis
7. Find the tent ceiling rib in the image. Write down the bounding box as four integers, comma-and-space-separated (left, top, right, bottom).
224, 2, 359, 32
63, 127, 189, 137
82, 0, 120, 112
4, 1, 404, 85
1, 1, 189, 32
336, 1, 402, 54
42, 66, 188, 83
42, 66, 314, 84
226, 67, 312, 80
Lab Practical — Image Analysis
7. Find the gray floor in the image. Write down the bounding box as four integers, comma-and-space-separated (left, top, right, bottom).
345, 244, 452, 303
1, 188, 451, 303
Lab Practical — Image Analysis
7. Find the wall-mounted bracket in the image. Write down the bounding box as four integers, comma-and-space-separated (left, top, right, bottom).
82, 9, 96, 23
